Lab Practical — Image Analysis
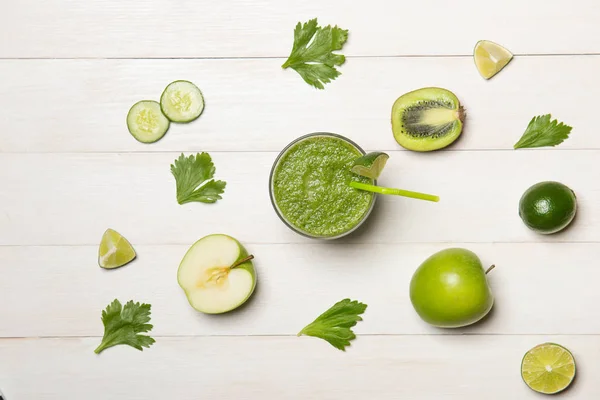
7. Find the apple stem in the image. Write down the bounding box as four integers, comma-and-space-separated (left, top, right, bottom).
485, 265, 496, 274
231, 255, 254, 269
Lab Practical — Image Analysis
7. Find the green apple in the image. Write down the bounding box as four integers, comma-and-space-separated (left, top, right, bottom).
409, 248, 494, 328
177, 234, 256, 314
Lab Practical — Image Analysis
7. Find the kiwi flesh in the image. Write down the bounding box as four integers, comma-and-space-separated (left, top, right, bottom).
391, 87, 465, 151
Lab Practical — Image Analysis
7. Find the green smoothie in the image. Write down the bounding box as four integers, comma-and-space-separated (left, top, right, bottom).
270, 134, 375, 238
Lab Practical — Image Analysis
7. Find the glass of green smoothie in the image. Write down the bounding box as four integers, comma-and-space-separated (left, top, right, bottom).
269, 132, 376, 239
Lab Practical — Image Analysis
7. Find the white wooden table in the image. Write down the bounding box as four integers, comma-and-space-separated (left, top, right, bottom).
1, 0, 599, 398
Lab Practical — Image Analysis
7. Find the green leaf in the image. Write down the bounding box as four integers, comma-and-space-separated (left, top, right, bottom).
282, 18, 349, 89
170, 152, 227, 204
293, 64, 341, 90
514, 114, 572, 149
180, 179, 226, 204
298, 299, 367, 351
94, 299, 155, 354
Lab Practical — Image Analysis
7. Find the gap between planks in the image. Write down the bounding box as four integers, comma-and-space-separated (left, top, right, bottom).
2, 241, 600, 247
3, 148, 600, 155
2, 53, 600, 61
3, 333, 600, 340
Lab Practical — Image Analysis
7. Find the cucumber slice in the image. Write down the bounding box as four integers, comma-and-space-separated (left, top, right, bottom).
127, 100, 170, 143
160, 80, 205, 123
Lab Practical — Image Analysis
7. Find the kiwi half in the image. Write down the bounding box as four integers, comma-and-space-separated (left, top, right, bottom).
391, 87, 465, 151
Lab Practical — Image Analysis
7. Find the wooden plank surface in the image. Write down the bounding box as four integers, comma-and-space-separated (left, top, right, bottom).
1, 0, 598, 398
0, 56, 597, 153
1, 0, 599, 58
0, 151, 597, 246
0, 336, 595, 399
1, 243, 599, 337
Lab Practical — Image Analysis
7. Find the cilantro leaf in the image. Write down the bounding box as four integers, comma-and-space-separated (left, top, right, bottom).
298, 299, 367, 351
514, 114, 572, 149
179, 179, 226, 203
170, 152, 227, 204
94, 299, 155, 354
282, 18, 349, 89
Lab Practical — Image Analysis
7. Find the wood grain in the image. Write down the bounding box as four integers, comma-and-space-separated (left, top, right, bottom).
1, 0, 598, 398
0, 56, 596, 153
1, 243, 599, 337
1, 0, 599, 58
0, 151, 596, 246
0, 335, 595, 399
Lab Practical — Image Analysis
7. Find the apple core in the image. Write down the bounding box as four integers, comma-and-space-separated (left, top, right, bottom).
178, 235, 257, 314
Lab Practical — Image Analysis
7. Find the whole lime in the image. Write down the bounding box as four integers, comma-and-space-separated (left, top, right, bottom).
519, 181, 577, 234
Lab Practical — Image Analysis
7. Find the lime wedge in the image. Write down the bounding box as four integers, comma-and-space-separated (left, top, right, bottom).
351, 152, 389, 179
98, 229, 136, 269
521, 343, 576, 395
474, 40, 513, 79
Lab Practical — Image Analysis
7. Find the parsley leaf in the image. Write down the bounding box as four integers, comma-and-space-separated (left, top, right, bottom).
94, 299, 155, 354
282, 18, 349, 89
170, 152, 227, 204
514, 114, 572, 149
298, 299, 367, 351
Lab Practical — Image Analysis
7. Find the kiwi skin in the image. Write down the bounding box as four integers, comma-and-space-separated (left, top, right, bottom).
391, 87, 465, 152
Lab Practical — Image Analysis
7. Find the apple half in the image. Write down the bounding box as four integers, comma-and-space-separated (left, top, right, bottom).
177, 234, 256, 314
